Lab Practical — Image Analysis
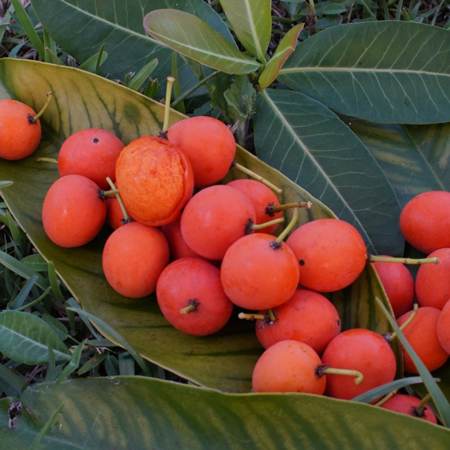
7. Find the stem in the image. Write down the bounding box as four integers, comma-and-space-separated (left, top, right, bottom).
162, 76, 175, 133
102, 188, 119, 196
36, 157, 57, 164
389, 303, 419, 341
233, 162, 282, 194
368, 255, 439, 265
319, 366, 364, 385
275, 208, 299, 245
105, 177, 129, 222
267, 201, 312, 214
267, 309, 276, 322
33, 91, 54, 122
250, 217, 285, 231
238, 312, 265, 320
417, 393, 432, 414
374, 390, 398, 407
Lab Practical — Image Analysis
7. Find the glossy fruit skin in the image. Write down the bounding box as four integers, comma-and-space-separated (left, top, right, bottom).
255, 288, 341, 355
437, 300, 450, 354
416, 248, 450, 310
252, 340, 326, 394
42, 175, 106, 248
226, 179, 282, 234
286, 218, 367, 293
0, 99, 41, 160
115, 136, 194, 227
106, 196, 129, 230
180, 185, 256, 261
58, 128, 124, 190
380, 394, 437, 424
156, 257, 233, 336
102, 222, 169, 298
321, 328, 396, 400
397, 306, 448, 373
167, 116, 236, 187
220, 233, 300, 310
372, 257, 415, 318
400, 191, 450, 254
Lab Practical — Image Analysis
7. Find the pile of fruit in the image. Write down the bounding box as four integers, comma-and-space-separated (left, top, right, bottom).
2, 89, 450, 425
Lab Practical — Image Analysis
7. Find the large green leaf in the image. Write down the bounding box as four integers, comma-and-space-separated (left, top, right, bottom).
349, 120, 450, 208
30, 0, 233, 89
0, 59, 395, 392
2, 377, 450, 449
278, 21, 450, 124
144, 9, 261, 75
219, 0, 272, 62
254, 88, 403, 256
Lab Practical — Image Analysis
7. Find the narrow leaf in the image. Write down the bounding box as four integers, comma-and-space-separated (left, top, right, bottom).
127, 58, 158, 91
78, 49, 108, 74
30, 403, 64, 450
0, 364, 27, 397
0, 311, 70, 365
55, 340, 86, 384
219, 0, 272, 62
259, 23, 304, 88
144, 9, 260, 75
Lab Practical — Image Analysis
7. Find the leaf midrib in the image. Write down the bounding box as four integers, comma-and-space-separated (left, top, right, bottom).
280, 67, 450, 77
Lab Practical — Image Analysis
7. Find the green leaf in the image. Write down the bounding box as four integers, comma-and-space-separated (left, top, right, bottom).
144, 9, 261, 75
0, 59, 395, 392
0, 311, 70, 365
127, 58, 158, 92
219, 0, 272, 62
31, 0, 235, 88
1, 377, 450, 449
278, 21, 450, 124
258, 23, 304, 88
78, 47, 108, 74
254, 88, 403, 256
30, 403, 64, 450
348, 120, 450, 208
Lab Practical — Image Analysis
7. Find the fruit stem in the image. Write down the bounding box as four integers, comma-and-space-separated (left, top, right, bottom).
33, 91, 54, 122
267, 308, 276, 322
238, 312, 266, 320
232, 162, 282, 194
102, 188, 119, 196
368, 255, 439, 265
162, 76, 176, 133
36, 157, 58, 164
275, 208, 299, 245
267, 201, 312, 214
318, 365, 364, 385
389, 303, 419, 342
417, 393, 432, 414
250, 217, 285, 231
105, 177, 130, 222
374, 390, 398, 407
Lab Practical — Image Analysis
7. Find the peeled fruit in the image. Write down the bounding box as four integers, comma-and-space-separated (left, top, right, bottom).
115, 136, 194, 227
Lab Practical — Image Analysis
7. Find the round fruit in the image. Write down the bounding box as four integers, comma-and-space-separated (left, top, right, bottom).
58, 128, 124, 190
255, 288, 341, 354
252, 340, 326, 394
115, 136, 194, 227
400, 191, 450, 254
321, 328, 397, 400
167, 116, 236, 187
286, 218, 367, 292
102, 222, 169, 298
380, 394, 437, 424
156, 257, 233, 336
0, 99, 42, 160
397, 306, 448, 373
42, 174, 106, 248
437, 299, 450, 354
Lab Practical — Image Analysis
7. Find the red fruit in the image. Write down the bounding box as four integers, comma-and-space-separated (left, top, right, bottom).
400, 191, 450, 254
0, 99, 42, 160
372, 257, 415, 318
156, 257, 233, 336
106, 196, 129, 230
415, 248, 450, 310
321, 328, 397, 400
42, 174, 106, 248
252, 340, 326, 394
397, 306, 448, 373
255, 288, 341, 355
381, 394, 437, 424
180, 185, 256, 261
437, 299, 450, 354
115, 136, 194, 227
286, 218, 367, 292
221, 233, 300, 310
226, 179, 282, 234
167, 116, 236, 187
58, 128, 124, 190
102, 222, 169, 298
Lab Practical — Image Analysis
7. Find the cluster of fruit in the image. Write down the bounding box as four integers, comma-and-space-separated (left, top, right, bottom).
1, 93, 448, 425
